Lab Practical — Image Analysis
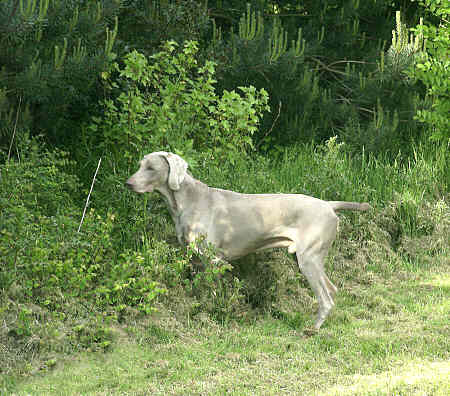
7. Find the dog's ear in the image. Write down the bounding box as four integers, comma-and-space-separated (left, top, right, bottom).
164, 153, 188, 191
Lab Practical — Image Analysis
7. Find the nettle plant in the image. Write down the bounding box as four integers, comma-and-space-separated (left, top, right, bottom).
91, 40, 270, 166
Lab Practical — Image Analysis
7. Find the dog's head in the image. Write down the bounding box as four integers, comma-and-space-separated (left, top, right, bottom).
125, 151, 188, 193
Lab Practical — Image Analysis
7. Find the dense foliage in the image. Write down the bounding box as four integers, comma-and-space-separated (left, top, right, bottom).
0, 138, 168, 315
0, 0, 119, 146
89, 40, 269, 168
409, 0, 449, 141
0, 0, 448, 380
1, 0, 448, 155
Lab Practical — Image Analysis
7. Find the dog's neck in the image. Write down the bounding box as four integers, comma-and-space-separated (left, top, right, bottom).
156, 174, 205, 245
156, 173, 201, 218
156, 185, 179, 217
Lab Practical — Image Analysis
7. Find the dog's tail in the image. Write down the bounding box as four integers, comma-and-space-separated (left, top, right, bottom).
328, 201, 371, 212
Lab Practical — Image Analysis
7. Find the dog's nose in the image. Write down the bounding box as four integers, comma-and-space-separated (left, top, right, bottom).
125, 180, 133, 189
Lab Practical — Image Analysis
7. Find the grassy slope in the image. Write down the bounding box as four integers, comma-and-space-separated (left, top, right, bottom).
7, 265, 449, 395
2, 141, 449, 395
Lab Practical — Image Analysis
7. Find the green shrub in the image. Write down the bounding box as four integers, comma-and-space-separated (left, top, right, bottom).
0, 138, 177, 374
409, 2, 450, 142
0, 139, 166, 315
88, 40, 270, 168
70, 323, 115, 352
182, 238, 247, 323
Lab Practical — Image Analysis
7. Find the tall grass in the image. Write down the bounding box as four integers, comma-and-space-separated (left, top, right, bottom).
200, 137, 447, 208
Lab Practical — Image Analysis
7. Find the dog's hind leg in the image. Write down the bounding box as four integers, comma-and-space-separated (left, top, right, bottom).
295, 241, 337, 331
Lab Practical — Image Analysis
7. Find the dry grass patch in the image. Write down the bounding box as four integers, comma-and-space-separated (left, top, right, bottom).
317, 360, 450, 396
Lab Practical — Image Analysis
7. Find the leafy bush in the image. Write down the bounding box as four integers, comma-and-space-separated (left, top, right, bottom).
182, 237, 247, 322
0, 139, 166, 315
409, 1, 449, 142
88, 40, 270, 168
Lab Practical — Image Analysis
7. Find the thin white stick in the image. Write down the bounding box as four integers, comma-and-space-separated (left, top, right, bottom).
8, 96, 21, 162
78, 158, 102, 233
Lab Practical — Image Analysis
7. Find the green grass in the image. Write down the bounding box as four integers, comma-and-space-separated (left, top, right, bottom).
1, 138, 449, 395
3, 264, 448, 396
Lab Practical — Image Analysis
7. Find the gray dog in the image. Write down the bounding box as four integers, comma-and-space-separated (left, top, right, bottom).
126, 151, 371, 330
